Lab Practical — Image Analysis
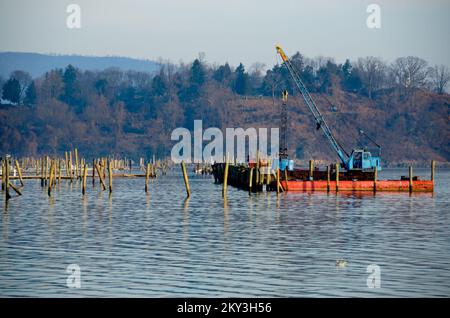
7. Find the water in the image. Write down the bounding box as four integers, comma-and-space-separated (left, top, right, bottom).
0, 168, 449, 297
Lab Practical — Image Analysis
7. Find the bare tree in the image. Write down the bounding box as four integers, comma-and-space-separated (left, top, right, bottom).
391, 56, 429, 96
429, 64, 450, 94
249, 62, 266, 78
355, 57, 387, 99
10, 70, 32, 101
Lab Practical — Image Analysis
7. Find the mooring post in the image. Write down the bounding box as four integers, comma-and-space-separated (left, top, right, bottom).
58, 159, 62, 183
336, 162, 340, 192
266, 159, 271, 187
5, 159, 11, 201
409, 166, 413, 193
95, 162, 106, 191
256, 151, 260, 185
35, 158, 39, 177
48, 160, 54, 197
92, 159, 96, 185
68, 151, 73, 181
373, 166, 378, 193
222, 159, 229, 198
14, 159, 24, 187
103, 158, 107, 180
145, 163, 150, 193
276, 168, 280, 194
284, 167, 289, 192
40, 156, 44, 187
326, 165, 330, 192
45, 156, 49, 186
108, 160, 113, 194
249, 167, 254, 194
1, 160, 5, 191
65, 152, 69, 177
309, 160, 314, 181
82, 163, 88, 195
74, 148, 79, 180
431, 160, 435, 184
181, 160, 191, 198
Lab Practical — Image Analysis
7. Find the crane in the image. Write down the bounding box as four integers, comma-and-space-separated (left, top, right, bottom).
275, 45, 381, 171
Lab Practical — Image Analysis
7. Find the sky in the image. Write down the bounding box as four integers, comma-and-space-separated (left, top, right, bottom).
0, 0, 449, 68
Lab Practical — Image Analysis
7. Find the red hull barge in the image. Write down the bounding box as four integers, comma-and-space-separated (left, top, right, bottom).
280, 180, 433, 192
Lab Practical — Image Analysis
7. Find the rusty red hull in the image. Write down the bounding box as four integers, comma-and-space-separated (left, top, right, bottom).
280, 180, 433, 192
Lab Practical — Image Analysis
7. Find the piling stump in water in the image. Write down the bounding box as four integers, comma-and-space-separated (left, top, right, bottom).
145, 163, 150, 193
108, 160, 113, 194
181, 161, 191, 198
336, 163, 340, 192
222, 160, 229, 198
409, 166, 413, 193
326, 165, 330, 192
5, 159, 11, 201
82, 163, 87, 195
15, 159, 24, 187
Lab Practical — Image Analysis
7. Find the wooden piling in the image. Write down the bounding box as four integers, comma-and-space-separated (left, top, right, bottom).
181, 161, 191, 198
15, 159, 24, 187
309, 160, 314, 181
145, 163, 150, 193
284, 167, 289, 191
9, 181, 22, 196
48, 160, 54, 197
5, 159, 11, 201
92, 159, 96, 185
256, 151, 260, 185
82, 163, 87, 195
68, 151, 73, 181
44, 156, 48, 186
103, 158, 106, 180
35, 158, 39, 177
108, 160, 113, 193
266, 160, 271, 186
65, 152, 69, 177
74, 148, 79, 180
336, 163, 340, 192
249, 167, 254, 193
431, 160, 435, 184
95, 162, 106, 191
58, 159, 62, 183
326, 165, 330, 192
1, 160, 5, 191
41, 157, 45, 187
373, 166, 378, 193
409, 166, 413, 193
222, 159, 229, 198
276, 168, 280, 194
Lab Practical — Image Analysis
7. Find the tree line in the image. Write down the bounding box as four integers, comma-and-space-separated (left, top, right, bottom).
1, 52, 449, 110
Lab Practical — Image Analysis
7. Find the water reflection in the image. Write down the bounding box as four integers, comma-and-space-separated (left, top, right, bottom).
0, 169, 449, 297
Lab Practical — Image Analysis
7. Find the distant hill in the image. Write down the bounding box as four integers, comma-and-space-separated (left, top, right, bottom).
0, 52, 160, 78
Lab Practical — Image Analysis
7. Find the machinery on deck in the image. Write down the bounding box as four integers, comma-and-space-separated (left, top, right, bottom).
275, 45, 381, 171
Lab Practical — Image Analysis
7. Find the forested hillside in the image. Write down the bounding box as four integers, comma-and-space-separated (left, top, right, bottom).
0, 52, 449, 166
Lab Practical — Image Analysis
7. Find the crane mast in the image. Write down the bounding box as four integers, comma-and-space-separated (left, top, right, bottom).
276, 45, 348, 167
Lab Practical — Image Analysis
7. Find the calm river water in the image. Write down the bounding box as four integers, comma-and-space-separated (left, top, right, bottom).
0, 168, 449, 297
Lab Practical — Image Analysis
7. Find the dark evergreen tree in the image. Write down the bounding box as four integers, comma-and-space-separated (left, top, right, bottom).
233, 63, 248, 95
213, 63, 232, 86
24, 81, 37, 105
151, 74, 167, 97
94, 79, 107, 95
2, 78, 21, 103
341, 59, 362, 92
61, 64, 78, 106
190, 59, 205, 86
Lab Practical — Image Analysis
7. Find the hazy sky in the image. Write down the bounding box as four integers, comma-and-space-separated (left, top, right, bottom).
0, 0, 449, 68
